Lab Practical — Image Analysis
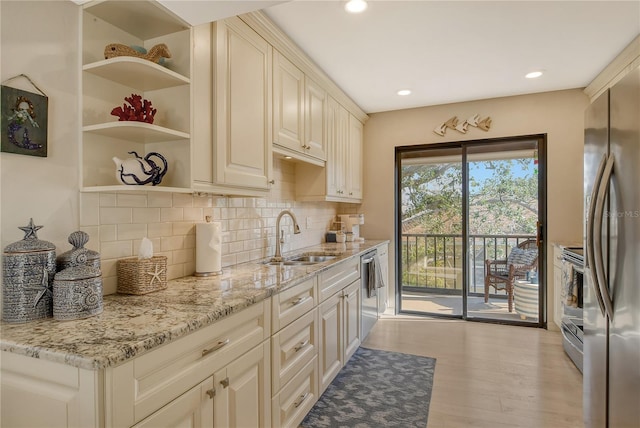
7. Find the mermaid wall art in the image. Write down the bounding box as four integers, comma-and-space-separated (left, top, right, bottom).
1, 77, 48, 157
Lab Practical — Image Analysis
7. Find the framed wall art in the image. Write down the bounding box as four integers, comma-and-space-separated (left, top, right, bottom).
1, 74, 49, 157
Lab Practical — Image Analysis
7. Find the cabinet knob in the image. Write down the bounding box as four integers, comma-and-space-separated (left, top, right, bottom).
220, 377, 230, 388
206, 389, 215, 399
269, 179, 275, 184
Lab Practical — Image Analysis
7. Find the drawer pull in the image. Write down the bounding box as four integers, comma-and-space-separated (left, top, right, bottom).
294, 392, 310, 408
206, 389, 215, 399
294, 339, 309, 352
202, 339, 230, 357
291, 296, 310, 307
220, 377, 230, 388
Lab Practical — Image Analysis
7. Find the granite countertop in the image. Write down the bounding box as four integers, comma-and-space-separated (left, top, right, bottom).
0, 241, 387, 370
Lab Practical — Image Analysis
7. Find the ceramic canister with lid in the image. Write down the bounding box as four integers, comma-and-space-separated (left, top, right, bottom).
2, 218, 56, 323
57, 230, 101, 271
53, 249, 103, 321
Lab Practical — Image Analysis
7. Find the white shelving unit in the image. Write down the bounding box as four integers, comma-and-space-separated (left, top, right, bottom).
80, 0, 192, 192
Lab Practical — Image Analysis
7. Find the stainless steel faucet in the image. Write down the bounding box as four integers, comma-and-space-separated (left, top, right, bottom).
272, 210, 301, 262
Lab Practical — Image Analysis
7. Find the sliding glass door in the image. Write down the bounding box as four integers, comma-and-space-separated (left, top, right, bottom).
396, 136, 545, 326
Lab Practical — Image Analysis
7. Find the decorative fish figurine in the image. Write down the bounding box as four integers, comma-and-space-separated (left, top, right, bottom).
433, 123, 447, 136
478, 116, 492, 131
454, 120, 469, 134
466, 114, 481, 127
104, 43, 171, 64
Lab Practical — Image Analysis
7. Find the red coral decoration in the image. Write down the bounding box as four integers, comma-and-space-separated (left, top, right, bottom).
110, 94, 157, 124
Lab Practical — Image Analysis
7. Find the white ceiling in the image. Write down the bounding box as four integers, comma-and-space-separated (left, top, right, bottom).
260, 0, 640, 113
151, 1, 640, 114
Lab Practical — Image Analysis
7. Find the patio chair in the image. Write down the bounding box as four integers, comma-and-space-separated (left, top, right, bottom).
484, 239, 538, 312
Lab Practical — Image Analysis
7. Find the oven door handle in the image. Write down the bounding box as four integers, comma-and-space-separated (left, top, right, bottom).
592, 154, 615, 320
586, 154, 607, 317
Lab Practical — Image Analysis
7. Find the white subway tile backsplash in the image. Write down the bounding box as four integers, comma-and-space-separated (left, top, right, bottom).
132, 208, 161, 224
101, 240, 133, 259
117, 193, 147, 208
172, 222, 195, 236
80, 193, 100, 226
147, 192, 172, 207
172, 193, 193, 208
148, 222, 173, 238
100, 208, 132, 225
161, 207, 183, 222
183, 207, 203, 221
79, 226, 100, 251
81, 161, 339, 296
117, 223, 147, 240
161, 236, 184, 252
100, 225, 117, 242
99, 193, 116, 207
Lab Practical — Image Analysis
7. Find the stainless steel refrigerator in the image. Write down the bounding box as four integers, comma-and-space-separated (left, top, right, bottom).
584, 65, 640, 428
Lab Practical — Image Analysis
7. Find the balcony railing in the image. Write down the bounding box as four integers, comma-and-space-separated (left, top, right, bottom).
401, 233, 536, 295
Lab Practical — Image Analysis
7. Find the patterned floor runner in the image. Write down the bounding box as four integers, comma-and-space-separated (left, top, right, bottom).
301, 347, 436, 428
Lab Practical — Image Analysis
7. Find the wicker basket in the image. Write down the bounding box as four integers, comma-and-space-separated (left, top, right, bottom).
117, 256, 167, 295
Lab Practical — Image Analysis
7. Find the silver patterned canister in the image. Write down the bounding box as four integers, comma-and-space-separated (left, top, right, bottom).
2, 218, 56, 323
57, 231, 101, 271
53, 249, 103, 321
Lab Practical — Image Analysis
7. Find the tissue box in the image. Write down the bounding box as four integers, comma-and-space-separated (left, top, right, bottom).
117, 256, 167, 295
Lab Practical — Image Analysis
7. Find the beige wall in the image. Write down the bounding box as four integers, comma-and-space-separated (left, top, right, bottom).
360, 89, 588, 328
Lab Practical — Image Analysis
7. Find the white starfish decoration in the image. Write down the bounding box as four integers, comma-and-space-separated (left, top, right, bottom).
146, 263, 165, 286
24, 267, 52, 308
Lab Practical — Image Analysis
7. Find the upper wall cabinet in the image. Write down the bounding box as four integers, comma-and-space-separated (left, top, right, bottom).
272, 52, 326, 166
81, 0, 192, 193
295, 95, 363, 203
192, 17, 273, 195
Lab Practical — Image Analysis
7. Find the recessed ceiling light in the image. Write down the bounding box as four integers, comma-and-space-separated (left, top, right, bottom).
397, 89, 411, 96
284, 156, 293, 160
525, 71, 543, 79
345, 0, 367, 13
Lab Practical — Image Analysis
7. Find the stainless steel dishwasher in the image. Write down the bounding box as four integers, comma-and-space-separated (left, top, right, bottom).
360, 249, 378, 339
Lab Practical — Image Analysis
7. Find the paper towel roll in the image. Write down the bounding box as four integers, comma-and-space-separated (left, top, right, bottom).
195, 221, 222, 276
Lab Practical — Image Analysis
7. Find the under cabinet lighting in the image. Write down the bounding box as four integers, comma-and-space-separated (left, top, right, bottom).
345, 0, 367, 13
397, 89, 411, 96
525, 71, 543, 79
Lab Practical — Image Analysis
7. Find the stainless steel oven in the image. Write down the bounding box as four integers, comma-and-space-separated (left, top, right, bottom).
561, 247, 584, 373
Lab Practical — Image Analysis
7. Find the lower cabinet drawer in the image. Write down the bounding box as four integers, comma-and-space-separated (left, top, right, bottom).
107, 299, 270, 427
319, 258, 359, 302
272, 277, 316, 332
271, 308, 318, 395
271, 355, 318, 428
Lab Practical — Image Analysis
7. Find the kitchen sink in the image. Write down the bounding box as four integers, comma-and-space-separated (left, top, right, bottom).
289, 255, 336, 263
261, 253, 338, 266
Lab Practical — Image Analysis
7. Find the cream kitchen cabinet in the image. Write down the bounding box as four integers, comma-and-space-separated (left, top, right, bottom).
272, 52, 326, 166
133, 377, 214, 428
80, 0, 193, 193
272, 51, 306, 160
192, 17, 273, 196
303, 76, 327, 161
317, 258, 362, 393
0, 299, 270, 428
270, 278, 319, 428
347, 114, 364, 199
295, 96, 363, 203
214, 341, 271, 428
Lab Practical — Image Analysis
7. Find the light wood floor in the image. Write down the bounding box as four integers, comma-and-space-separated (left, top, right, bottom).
362, 316, 583, 428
